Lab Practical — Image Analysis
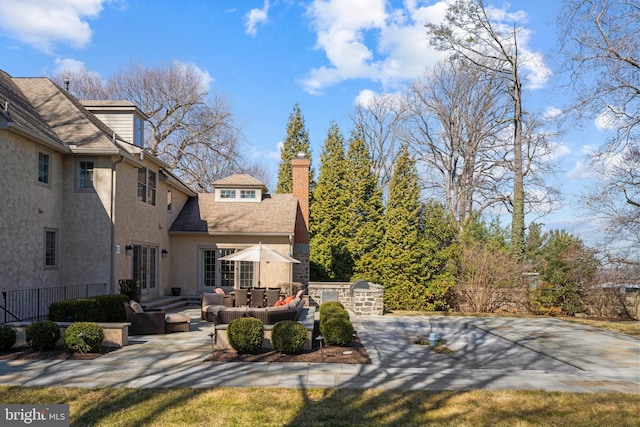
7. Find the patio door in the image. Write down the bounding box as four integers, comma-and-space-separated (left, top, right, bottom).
133, 245, 158, 295
200, 248, 254, 291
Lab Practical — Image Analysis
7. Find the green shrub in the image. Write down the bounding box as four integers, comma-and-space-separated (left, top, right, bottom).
64, 322, 104, 353
320, 301, 345, 312
0, 326, 16, 351
49, 294, 128, 322
319, 306, 349, 324
321, 317, 354, 346
227, 318, 264, 354
26, 321, 60, 352
119, 279, 141, 302
272, 320, 307, 354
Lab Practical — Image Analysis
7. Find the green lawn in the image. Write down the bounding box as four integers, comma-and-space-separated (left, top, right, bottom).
1, 386, 638, 426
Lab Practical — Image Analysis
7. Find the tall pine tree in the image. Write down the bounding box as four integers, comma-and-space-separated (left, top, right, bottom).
343, 128, 384, 282
379, 146, 457, 311
309, 123, 350, 280
379, 146, 425, 294
276, 103, 312, 194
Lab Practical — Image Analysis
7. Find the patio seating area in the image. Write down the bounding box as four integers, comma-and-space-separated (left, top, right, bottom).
124, 301, 191, 335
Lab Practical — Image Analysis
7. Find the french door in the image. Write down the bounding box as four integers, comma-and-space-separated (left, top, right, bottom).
200, 248, 254, 291
133, 245, 158, 295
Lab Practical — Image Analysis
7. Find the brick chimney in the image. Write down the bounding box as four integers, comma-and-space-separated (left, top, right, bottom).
291, 153, 310, 245
291, 153, 310, 287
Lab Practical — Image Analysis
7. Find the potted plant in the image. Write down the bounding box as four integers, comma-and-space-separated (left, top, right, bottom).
119, 279, 141, 302
171, 286, 182, 296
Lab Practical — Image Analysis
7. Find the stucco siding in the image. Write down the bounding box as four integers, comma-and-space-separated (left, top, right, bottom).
60, 156, 112, 286
169, 235, 294, 295
113, 160, 192, 295
1, 132, 64, 290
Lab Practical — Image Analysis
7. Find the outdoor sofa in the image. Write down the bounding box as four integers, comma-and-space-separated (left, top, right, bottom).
123, 301, 191, 334
201, 291, 304, 325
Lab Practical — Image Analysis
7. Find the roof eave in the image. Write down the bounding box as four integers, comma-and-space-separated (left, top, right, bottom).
4, 121, 69, 153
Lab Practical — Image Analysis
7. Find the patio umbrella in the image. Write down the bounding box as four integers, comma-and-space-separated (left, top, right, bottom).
219, 243, 300, 287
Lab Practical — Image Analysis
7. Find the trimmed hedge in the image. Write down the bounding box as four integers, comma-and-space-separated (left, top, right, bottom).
227, 317, 264, 354
319, 305, 350, 324
49, 294, 128, 322
321, 317, 354, 346
26, 320, 60, 352
272, 320, 307, 354
320, 301, 345, 311
319, 301, 354, 346
64, 322, 104, 353
0, 326, 16, 351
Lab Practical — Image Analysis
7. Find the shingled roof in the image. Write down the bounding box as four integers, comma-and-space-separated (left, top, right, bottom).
212, 174, 268, 191
12, 76, 123, 152
170, 193, 299, 235
0, 71, 64, 148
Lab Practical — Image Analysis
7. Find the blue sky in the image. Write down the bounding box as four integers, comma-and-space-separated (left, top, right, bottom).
0, 0, 607, 242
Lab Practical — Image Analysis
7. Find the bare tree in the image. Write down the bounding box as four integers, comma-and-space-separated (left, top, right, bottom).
403, 57, 511, 225
350, 93, 407, 193
52, 62, 250, 191
427, 0, 530, 260
559, 0, 639, 153
454, 239, 524, 313
559, 0, 640, 256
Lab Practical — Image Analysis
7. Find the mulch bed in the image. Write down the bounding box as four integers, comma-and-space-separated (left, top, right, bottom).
0, 347, 119, 361
205, 335, 371, 364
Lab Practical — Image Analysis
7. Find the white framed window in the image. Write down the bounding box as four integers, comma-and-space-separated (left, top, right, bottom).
199, 247, 254, 289
220, 189, 236, 199
37, 152, 50, 186
240, 190, 256, 199
167, 189, 172, 212
77, 160, 94, 190
44, 228, 58, 269
137, 167, 156, 205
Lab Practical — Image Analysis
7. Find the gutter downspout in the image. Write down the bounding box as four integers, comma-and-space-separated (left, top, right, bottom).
110, 151, 125, 295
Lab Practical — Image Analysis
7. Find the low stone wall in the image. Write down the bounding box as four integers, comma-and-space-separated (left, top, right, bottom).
214, 306, 316, 351
6, 321, 131, 348
308, 281, 384, 315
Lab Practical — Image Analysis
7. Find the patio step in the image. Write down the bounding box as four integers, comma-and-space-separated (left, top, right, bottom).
141, 296, 201, 312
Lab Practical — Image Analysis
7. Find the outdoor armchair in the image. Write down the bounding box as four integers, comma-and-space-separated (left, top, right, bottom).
123, 301, 166, 335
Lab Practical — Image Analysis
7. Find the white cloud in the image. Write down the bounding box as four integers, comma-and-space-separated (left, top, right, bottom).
594, 108, 622, 131
245, 1, 270, 36
302, 0, 448, 94
54, 57, 87, 74
0, 0, 110, 54
301, 0, 549, 95
567, 160, 597, 180
173, 60, 215, 93
543, 107, 562, 120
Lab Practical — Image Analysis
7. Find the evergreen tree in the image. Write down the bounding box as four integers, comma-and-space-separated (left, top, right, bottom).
379, 146, 426, 300
380, 146, 457, 311
276, 103, 312, 194
309, 123, 350, 280
343, 128, 384, 282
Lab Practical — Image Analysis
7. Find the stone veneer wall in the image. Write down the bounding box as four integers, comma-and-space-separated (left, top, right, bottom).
307, 282, 384, 316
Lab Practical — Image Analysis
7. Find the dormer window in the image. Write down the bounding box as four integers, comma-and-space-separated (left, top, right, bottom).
240, 190, 256, 199
212, 174, 266, 202
134, 116, 144, 147
220, 189, 236, 199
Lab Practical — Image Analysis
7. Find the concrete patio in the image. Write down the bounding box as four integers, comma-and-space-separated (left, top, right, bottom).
0, 309, 638, 393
